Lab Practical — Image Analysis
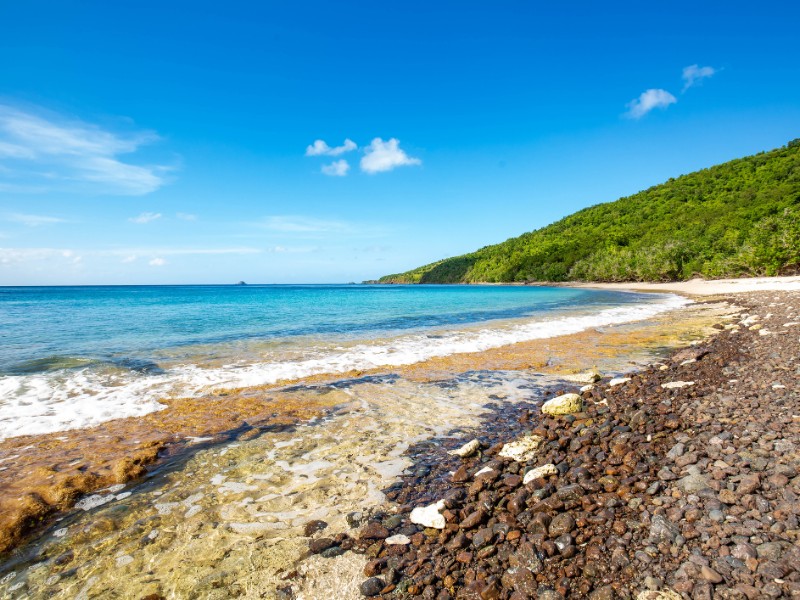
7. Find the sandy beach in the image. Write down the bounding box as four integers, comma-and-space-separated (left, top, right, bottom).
564, 275, 800, 296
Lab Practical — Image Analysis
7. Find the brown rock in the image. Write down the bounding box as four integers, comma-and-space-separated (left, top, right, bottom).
360, 522, 389, 540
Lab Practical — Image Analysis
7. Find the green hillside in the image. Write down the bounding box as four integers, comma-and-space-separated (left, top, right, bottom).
380, 140, 800, 283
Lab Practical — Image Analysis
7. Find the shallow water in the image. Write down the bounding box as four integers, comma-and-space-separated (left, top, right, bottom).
0, 372, 544, 599
0, 297, 741, 600
0, 284, 685, 439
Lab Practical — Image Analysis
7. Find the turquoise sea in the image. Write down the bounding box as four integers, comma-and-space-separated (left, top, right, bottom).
0, 284, 686, 439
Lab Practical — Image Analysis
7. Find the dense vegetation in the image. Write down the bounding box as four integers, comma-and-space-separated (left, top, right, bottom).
380, 140, 800, 283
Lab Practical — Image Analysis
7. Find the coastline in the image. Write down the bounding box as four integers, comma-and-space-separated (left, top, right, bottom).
335, 288, 800, 599
0, 293, 732, 561
0, 278, 797, 598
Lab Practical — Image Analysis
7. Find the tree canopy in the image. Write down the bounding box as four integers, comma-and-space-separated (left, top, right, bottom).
379, 140, 800, 283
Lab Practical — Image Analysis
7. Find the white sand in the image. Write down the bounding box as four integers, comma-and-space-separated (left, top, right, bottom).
565, 275, 800, 296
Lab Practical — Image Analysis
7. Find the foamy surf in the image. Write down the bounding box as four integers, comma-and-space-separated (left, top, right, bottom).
0, 294, 689, 440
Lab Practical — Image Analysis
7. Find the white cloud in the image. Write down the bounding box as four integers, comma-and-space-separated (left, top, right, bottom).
148, 257, 166, 267
682, 64, 716, 91
129, 212, 162, 224
0, 102, 170, 195
305, 139, 357, 157
360, 138, 421, 174
5, 213, 66, 226
625, 89, 678, 119
121, 255, 137, 263
321, 159, 350, 176
176, 212, 197, 221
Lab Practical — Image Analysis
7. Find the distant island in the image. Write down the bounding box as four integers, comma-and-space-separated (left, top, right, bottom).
380, 139, 800, 284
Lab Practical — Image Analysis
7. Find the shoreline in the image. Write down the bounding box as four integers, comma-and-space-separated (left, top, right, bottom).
0, 296, 733, 560
305, 289, 800, 599
0, 279, 797, 598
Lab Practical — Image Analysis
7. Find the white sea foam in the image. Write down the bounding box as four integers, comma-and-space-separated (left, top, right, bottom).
0, 295, 689, 440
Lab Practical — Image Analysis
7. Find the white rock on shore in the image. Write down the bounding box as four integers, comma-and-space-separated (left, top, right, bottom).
661, 381, 694, 389
498, 433, 544, 462
637, 590, 682, 600
541, 393, 583, 415
609, 377, 631, 387
522, 463, 558, 485
385, 534, 411, 545
409, 500, 446, 529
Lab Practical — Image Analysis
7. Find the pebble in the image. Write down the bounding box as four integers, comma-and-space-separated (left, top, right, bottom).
360, 577, 384, 597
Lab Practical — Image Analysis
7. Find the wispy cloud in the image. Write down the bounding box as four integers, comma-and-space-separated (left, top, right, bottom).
305, 139, 357, 157
0, 247, 83, 266
176, 212, 197, 221
259, 215, 355, 234
321, 159, 350, 176
266, 245, 319, 254
360, 138, 421, 174
682, 64, 716, 91
129, 211, 162, 224
5, 213, 66, 226
1, 246, 260, 266
625, 89, 677, 119
0, 102, 172, 195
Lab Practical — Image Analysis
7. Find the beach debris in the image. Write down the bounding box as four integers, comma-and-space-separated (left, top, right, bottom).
409, 499, 446, 529
522, 463, 558, 485
497, 433, 544, 462
541, 393, 583, 416
448, 439, 480, 458
580, 384, 594, 392
608, 377, 631, 386
474, 466, 494, 477
661, 381, 694, 389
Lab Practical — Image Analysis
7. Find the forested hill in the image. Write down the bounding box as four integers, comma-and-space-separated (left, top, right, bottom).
379, 140, 800, 284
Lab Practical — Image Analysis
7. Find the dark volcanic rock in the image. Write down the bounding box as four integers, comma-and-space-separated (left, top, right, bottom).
314, 291, 800, 599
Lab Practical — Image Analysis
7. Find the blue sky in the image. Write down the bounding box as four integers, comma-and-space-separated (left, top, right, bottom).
1, 1, 799, 284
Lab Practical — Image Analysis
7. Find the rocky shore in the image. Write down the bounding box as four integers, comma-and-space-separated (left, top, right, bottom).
299, 291, 800, 599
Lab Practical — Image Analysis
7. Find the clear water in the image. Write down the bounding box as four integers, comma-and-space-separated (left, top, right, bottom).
0, 284, 685, 439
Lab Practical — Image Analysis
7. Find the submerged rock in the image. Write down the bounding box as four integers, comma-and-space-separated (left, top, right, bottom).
563, 370, 602, 384
448, 439, 480, 458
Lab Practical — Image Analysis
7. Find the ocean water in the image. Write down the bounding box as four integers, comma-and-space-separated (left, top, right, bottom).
0, 284, 688, 439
